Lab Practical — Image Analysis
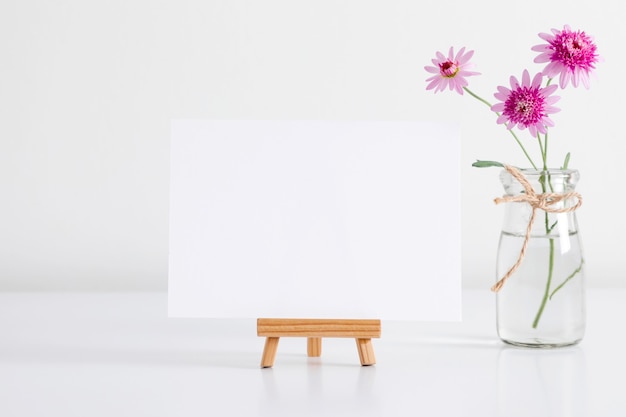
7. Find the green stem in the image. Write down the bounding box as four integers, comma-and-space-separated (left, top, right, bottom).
537, 132, 550, 173
463, 87, 538, 170
463, 86, 493, 108
533, 172, 555, 329
533, 169, 581, 327
550, 259, 585, 300
537, 134, 546, 168
533, 237, 555, 329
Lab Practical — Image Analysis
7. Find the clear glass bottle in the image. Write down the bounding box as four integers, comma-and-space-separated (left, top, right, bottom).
496, 168, 585, 347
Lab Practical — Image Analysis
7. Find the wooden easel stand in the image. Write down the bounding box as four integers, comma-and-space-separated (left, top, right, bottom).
257, 318, 381, 368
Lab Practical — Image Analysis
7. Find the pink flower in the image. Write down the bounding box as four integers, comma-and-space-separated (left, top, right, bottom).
425, 47, 480, 95
532, 25, 599, 89
491, 70, 560, 138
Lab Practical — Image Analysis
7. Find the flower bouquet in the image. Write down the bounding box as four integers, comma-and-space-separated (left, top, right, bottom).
426, 25, 600, 347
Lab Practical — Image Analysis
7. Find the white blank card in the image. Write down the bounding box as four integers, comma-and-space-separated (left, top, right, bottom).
168, 120, 461, 321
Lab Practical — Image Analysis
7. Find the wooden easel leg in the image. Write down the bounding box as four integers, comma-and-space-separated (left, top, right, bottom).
261, 337, 280, 368
355, 338, 376, 366
258, 318, 381, 367
307, 337, 322, 357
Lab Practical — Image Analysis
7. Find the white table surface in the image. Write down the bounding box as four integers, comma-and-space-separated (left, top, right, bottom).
0, 289, 623, 417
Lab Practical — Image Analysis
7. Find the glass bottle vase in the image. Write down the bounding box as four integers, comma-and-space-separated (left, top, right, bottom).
495, 168, 585, 347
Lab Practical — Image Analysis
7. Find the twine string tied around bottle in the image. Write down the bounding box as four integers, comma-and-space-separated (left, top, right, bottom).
491, 165, 583, 293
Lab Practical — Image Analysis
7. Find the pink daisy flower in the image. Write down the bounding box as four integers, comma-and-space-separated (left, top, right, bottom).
425, 47, 480, 95
491, 70, 561, 138
532, 25, 599, 89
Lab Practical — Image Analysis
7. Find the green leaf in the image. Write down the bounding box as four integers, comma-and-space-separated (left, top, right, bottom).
561, 152, 571, 170
471, 160, 505, 168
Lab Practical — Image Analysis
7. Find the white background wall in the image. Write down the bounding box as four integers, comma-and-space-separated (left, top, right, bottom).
1, 0, 623, 291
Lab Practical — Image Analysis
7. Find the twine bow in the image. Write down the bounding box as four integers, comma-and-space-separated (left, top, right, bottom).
491, 165, 583, 293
